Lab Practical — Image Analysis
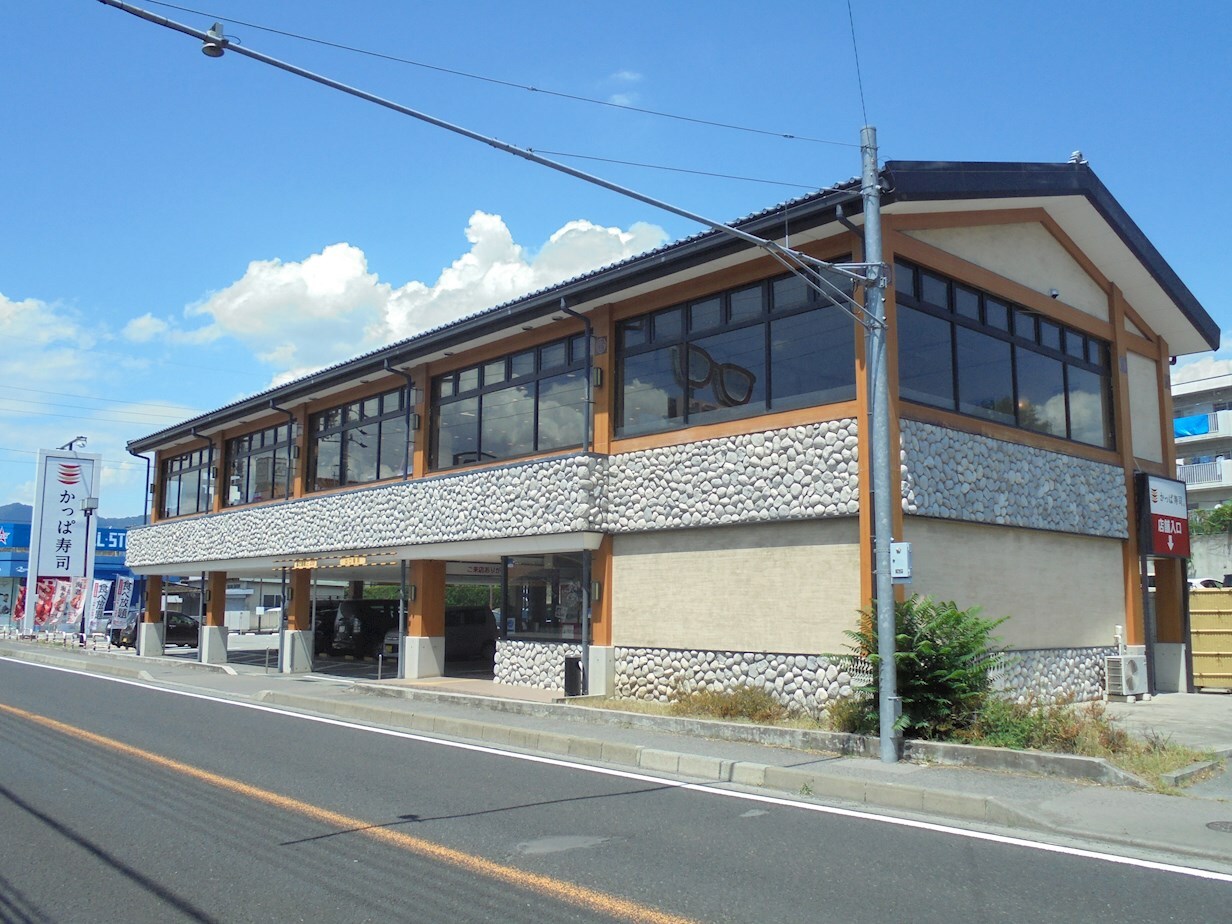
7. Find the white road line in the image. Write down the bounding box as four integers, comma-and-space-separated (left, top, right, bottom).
5, 655, 1232, 885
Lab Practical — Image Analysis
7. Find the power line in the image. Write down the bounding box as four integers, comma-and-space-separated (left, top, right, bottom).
847, 0, 869, 126
0, 384, 196, 415
140, 0, 859, 148
527, 150, 818, 190
0, 449, 146, 471
0, 395, 193, 423
0, 403, 192, 428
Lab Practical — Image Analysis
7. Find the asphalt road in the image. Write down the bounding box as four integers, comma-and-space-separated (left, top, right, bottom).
1, 659, 1229, 923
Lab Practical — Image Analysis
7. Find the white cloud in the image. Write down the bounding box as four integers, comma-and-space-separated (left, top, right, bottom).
122, 313, 170, 343
1171, 350, 1232, 386
606, 70, 643, 106
180, 212, 667, 384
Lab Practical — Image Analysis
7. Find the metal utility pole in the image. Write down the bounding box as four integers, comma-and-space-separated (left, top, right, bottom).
860, 127, 900, 762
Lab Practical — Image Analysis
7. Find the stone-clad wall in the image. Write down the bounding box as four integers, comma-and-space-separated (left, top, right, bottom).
130, 421, 861, 567
602, 420, 860, 532
900, 420, 1128, 538
127, 455, 605, 568
497, 641, 1111, 707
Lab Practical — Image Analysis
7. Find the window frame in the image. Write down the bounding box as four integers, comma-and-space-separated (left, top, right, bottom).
224, 422, 299, 507
159, 445, 215, 519
430, 334, 588, 471
308, 387, 410, 492
894, 259, 1115, 450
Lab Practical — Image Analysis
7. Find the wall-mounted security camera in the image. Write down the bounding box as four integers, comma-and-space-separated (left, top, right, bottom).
1048, 288, 1060, 299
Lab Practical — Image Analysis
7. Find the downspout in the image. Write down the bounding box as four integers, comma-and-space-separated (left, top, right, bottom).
384, 360, 417, 480
269, 400, 298, 499
555, 299, 592, 455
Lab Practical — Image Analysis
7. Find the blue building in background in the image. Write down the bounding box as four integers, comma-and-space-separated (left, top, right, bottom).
0, 522, 138, 623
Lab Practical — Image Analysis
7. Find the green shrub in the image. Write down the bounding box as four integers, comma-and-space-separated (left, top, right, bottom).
844, 595, 1007, 740
669, 685, 788, 724
824, 692, 877, 735
962, 697, 1129, 753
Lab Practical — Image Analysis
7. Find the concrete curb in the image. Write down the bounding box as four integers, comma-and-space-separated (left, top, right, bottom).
256, 688, 1033, 829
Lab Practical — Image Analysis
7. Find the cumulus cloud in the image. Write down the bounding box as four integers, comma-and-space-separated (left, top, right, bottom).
122, 313, 170, 343
178, 212, 667, 384
0, 293, 99, 390
606, 69, 643, 106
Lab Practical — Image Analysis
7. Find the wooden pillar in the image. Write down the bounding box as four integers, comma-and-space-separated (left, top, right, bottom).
205, 572, 227, 628
411, 364, 431, 479
287, 569, 312, 632
591, 304, 614, 456
407, 560, 446, 638
590, 536, 613, 647
1110, 286, 1146, 646
143, 575, 163, 623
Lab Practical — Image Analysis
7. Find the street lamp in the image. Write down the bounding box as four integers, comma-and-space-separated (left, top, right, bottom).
79, 496, 99, 645
59, 436, 88, 451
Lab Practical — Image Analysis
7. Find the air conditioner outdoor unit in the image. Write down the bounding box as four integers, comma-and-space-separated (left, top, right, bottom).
1106, 655, 1148, 697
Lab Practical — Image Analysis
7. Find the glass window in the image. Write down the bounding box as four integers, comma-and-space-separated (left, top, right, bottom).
362, 397, 380, 418
985, 297, 1010, 331
898, 306, 955, 409
434, 396, 480, 468
539, 341, 567, 371
1015, 348, 1067, 437
483, 359, 506, 386
1067, 366, 1113, 448
621, 346, 683, 435
621, 319, 648, 349
689, 297, 722, 332
894, 261, 916, 300
502, 552, 584, 641
511, 350, 536, 378
480, 383, 536, 461
729, 285, 763, 322
653, 307, 683, 342
773, 275, 811, 312
688, 326, 766, 425
920, 272, 949, 310
458, 367, 480, 393
956, 327, 1014, 424
313, 432, 341, 490
538, 371, 586, 451
161, 445, 214, 518
954, 285, 981, 320
770, 306, 855, 407
1038, 319, 1062, 352
378, 416, 409, 480
344, 426, 379, 484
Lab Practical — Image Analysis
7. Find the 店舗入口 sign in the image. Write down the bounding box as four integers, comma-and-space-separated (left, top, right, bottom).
1139, 473, 1190, 558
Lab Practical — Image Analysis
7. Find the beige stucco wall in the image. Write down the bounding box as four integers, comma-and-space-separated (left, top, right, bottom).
1127, 351, 1163, 463
902, 517, 1125, 649
611, 519, 861, 654
905, 224, 1108, 321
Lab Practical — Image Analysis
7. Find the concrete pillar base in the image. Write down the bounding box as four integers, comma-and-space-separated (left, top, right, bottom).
138, 621, 165, 657
280, 629, 313, 673
403, 635, 444, 679
200, 625, 229, 664
588, 645, 615, 696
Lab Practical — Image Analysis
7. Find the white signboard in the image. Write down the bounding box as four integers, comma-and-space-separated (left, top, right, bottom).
23, 450, 101, 634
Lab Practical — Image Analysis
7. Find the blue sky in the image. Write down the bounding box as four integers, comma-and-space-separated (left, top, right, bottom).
3, 1, 1230, 517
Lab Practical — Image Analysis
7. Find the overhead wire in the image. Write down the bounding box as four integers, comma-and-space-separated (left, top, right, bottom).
526, 150, 818, 190
139, 0, 859, 149
847, 0, 869, 126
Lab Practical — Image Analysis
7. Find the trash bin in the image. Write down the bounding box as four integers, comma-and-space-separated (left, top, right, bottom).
564, 655, 583, 696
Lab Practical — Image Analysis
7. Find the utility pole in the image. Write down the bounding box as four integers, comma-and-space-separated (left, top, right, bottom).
860, 127, 901, 762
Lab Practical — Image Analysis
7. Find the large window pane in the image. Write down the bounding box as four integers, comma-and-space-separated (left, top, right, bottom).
538, 371, 586, 451
180, 469, 201, 515
898, 306, 955, 409
480, 384, 535, 461
251, 449, 276, 502
314, 432, 341, 490
344, 426, 379, 484
688, 326, 766, 425
620, 346, 684, 435
1067, 366, 1113, 448
729, 284, 763, 322
378, 415, 409, 479
956, 327, 1014, 424
770, 306, 855, 407
434, 397, 480, 468
1015, 348, 1067, 436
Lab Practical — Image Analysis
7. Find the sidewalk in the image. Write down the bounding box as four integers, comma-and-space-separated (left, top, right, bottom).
3, 638, 1231, 873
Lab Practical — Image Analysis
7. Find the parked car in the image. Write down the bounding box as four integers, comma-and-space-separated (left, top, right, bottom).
1189, 577, 1225, 590
313, 599, 400, 659
382, 604, 498, 663
113, 611, 200, 649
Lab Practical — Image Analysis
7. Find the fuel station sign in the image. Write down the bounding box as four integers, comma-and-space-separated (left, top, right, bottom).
1138, 473, 1190, 559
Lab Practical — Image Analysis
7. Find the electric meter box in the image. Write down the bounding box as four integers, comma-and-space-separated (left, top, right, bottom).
889, 542, 912, 583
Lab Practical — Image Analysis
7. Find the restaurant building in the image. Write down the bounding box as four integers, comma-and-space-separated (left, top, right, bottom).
125, 159, 1218, 705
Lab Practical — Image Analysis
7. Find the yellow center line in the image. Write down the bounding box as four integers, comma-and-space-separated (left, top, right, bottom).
0, 702, 700, 924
